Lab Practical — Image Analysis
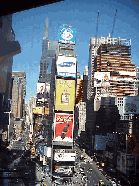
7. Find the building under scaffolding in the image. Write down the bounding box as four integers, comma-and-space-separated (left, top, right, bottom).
92, 36, 137, 98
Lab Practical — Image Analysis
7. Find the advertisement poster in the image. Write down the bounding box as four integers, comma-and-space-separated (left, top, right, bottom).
39, 144, 44, 155
123, 96, 139, 114
54, 166, 73, 177
127, 134, 139, 154
59, 26, 76, 44
106, 133, 115, 152
126, 154, 135, 175
33, 107, 43, 115
120, 153, 126, 174
54, 113, 74, 142
36, 83, 50, 105
56, 56, 76, 78
54, 152, 76, 161
55, 79, 75, 111
94, 72, 110, 88
117, 151, 121, 170
94, 135, 107, 150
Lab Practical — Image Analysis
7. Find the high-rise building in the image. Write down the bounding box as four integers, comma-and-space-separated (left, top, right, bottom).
38, 18, 58, 83
11, 71, 26, 120
87, 36, 137, 148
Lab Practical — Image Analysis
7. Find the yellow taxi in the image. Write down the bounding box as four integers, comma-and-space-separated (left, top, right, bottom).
88, 167, 92, 171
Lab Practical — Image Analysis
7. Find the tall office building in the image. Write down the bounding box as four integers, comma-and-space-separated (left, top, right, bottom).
38, 18, 58, 83
11, 71, 26, 120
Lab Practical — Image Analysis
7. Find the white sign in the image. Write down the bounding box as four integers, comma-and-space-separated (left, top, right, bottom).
94, 72, 110, 87
54, 153, 76, 161
56, 56, 76, 78
37, 83, 50, 94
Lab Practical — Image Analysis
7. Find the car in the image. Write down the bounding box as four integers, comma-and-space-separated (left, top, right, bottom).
88, 167, 92, 171
110, 181, 116, 186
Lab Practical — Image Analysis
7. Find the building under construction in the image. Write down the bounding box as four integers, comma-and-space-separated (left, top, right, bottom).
90, 36, 137, 98
86, 35, 138, 144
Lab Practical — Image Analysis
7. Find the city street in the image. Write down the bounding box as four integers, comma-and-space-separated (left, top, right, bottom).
73, 143, 112, 186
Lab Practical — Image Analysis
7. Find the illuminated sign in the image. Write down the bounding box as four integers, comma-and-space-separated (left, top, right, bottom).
56, 56, 76, 78
59, 26, 76, 44
55, 79, 75, 111
54, 113, 74, 142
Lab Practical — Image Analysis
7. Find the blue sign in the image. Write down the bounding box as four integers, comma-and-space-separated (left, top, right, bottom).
39, 144, 44, 155
59, 26, 76, 44
56, 72, 76, 78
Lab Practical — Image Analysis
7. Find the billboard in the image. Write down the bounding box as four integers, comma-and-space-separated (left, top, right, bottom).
126, 154, 135, 175
37, 83, 50, 94
47, 147, 51, 158
120, 153, 126, 174
53, 166, 73, 177
39, 144, 44, 155
59, 26, 76, 44
54, 113, 74, 142
33, 107, 43, 115
127, 134, 139, 154
36, 83, 50, 105
94, 72, 110, 88
94, 135, 107, 150
55, 79, 75, 111
54, 152, 76, 161
123, 96, 139, 114
56, 56, 76, 78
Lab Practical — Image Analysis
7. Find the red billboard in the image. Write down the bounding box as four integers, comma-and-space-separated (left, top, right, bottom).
54, 113, 74, 142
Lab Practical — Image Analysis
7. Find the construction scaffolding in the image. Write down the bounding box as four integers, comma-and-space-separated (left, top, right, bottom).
94, 37, 137, 97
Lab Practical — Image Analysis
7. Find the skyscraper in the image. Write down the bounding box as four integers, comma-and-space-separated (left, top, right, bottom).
39, 18, 58, 83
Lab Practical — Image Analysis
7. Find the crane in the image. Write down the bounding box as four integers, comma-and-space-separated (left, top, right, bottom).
111, 8, 118, 38
95, 10, 99, 47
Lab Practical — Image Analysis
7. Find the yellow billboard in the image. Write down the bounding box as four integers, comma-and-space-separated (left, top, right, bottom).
44, 107, 49, 115
55, 79, 75, 111
33, 107, 43, 115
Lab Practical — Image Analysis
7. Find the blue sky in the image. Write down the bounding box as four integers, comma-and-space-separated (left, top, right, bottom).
12, 0, 139, 104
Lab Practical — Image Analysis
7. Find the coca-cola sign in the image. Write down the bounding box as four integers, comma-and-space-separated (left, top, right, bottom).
54, 113, 74, 142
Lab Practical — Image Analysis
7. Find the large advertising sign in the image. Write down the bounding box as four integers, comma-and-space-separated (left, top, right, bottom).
59, 26, 76, 44
94, 135, 107, 150
33, 107, 43, 115
54, 152, 76, 161
39, 144, 44, 155
127, 134, 139, 154
123, 96, 139, 114
55, 79, 75, 111
54, 113, 74, 142
94, 72, 110, 88
126, 154, 135, 175
53, 166, 73, 177
56, 56, 76, 78
120, 153, 126, 174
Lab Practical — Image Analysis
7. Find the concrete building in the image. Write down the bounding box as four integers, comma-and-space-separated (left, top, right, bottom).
11, 72, 26, 119
0, 15, 21, 143
87, 36, 137, 146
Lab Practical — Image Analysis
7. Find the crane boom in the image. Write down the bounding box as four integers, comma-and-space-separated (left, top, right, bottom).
111, 8, 117, 37
95, 10, 99, 47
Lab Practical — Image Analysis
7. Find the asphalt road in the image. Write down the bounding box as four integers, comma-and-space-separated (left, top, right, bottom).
74, 143, 112, 186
